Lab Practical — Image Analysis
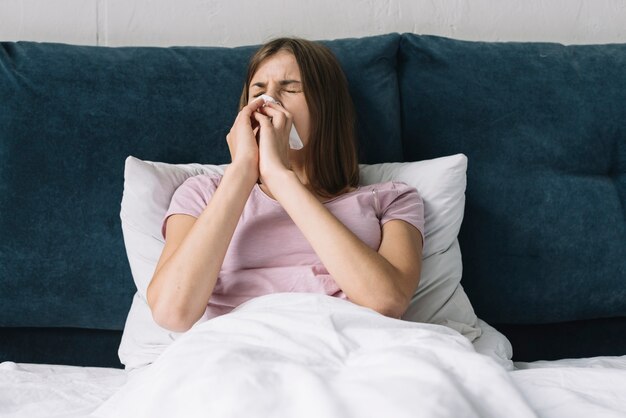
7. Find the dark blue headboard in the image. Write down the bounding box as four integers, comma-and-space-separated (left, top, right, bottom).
397, 34, 625, 359
0, 34, 404, 367
1, 33, 624, 367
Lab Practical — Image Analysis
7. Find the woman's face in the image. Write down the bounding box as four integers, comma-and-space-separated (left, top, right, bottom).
248, 50, 311, 148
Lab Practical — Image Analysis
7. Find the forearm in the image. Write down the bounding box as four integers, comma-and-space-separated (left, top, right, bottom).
150, 163, 256, 329
267, 171, 406, 315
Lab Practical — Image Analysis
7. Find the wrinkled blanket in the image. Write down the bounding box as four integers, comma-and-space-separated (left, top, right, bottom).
93, 293, 535, 418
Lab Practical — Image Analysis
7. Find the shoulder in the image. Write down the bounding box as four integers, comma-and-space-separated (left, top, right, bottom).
361, 180, 420, 198
178, 173, 223, 191
363, 181, 423, 214
173, 173, 224, 202
182, 172, 223, 186
368, 181, 425, 239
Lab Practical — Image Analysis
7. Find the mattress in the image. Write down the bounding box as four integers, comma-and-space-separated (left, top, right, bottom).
0, 294, 626, 418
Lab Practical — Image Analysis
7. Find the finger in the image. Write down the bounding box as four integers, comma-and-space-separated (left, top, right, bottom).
240, 96, 266, 117
260, 104, 289, 125
240, 99, 269, 128
251, 117, 260, 131
263, 101, 290, 118
252, 110, 273, 126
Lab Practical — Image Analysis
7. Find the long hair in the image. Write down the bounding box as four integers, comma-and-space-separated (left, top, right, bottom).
239, 37, 359, 198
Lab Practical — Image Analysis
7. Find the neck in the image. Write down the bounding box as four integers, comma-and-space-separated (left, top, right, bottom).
289, 158, 308, 187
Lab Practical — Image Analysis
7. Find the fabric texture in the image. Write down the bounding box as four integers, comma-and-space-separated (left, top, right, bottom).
117, 154, 479, 371
117, 159, 227, 371
0, 33, 401, 331
96, 293, 534, 418
160, 174, 424, 319
398, 34, 626, 324
3, 32, 623, 366
360, 154, 481, 342
0, 328, 124, 369
4, 345, 626, 417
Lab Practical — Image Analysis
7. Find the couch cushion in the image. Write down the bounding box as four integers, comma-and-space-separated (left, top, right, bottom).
398, 34, 626, 324
0, 33, 401, 329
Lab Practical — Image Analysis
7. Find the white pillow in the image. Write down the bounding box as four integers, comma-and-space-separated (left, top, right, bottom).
118, 159, 227, 373
359, 154, 467, 259
360, 154, 481, 341
118, 154, 481, 372
472, 318, 514, 370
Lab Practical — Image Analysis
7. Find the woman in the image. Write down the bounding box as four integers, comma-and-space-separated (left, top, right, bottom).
146, 37, 425, 333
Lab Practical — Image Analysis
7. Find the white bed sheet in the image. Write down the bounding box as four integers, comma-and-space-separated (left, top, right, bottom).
511, 356, 626, 418
3, 357, 624, 418
0, 361, 127, 417
1, 299, 625, 418
3, 357, 626, 418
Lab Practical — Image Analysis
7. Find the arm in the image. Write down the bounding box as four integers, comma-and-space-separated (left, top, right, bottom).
147, 97, 265, 332
267, 170, 423, 319
147, 163, 257, 332
254, 102, 422, 318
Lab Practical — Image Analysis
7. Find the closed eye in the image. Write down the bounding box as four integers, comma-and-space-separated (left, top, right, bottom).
252, 89, 301, 98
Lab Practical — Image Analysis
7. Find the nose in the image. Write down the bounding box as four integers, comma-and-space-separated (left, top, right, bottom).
264, 85, 284, 105
259, 94, 283, 110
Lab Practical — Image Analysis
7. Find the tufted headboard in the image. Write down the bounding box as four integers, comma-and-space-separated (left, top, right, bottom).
398, 34, 626, 359
0, 34, 403, 367
1, 33, 624, 367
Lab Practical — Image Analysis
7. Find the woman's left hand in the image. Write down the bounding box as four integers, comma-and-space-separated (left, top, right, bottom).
252, 101, 293, 186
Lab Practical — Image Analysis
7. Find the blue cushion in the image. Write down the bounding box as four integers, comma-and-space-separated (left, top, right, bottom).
0, 328, 123, 368
0, 33, 401, 329
398, 34, 626, 323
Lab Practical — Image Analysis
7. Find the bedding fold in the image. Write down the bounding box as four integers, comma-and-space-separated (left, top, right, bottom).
92, 293, 536, 418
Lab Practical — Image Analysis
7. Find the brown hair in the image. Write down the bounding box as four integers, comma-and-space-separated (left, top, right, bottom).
239, 37, 359, 198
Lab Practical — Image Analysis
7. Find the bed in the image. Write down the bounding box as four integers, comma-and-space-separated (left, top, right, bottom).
2, 305, 626, 417
1, 32, 624, 417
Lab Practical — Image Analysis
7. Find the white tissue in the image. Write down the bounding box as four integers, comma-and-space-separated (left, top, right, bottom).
288, 125, 304, 150
259, 94, 304, 150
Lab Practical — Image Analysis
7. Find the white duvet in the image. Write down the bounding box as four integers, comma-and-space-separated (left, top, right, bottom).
2, 294, 626, 418
92, 293, 535, 418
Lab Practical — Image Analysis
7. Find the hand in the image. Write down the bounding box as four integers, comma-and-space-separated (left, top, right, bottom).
252, 101, 293, 187
226, 97, 266, 182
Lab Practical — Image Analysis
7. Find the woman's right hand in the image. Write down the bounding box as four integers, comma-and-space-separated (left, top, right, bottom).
226, 97, 266, 182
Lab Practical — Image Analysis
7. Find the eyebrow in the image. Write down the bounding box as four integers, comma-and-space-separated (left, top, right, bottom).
251, 80, 301, 88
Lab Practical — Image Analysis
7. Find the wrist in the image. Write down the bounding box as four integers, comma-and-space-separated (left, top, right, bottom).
225, 160, 258, 186
263, 168, 299, 195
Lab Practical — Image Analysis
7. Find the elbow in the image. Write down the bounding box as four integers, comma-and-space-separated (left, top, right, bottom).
151, 305, 194, 333
373, 274, 415, 319
147, 282, 194, 333
371, 293, 411, 320
375, 304, 407, 320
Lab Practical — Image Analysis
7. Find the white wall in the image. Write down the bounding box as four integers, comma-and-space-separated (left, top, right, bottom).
1, 0, 625, 47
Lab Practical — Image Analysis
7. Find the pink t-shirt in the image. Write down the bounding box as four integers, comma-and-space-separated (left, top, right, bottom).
161, 174, 425, 320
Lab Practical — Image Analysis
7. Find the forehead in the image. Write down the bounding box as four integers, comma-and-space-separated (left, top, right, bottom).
251, 51, 301, 82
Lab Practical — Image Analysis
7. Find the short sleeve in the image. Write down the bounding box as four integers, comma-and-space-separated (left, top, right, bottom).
161, 174, 221, 239
378, 181, 425, 244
